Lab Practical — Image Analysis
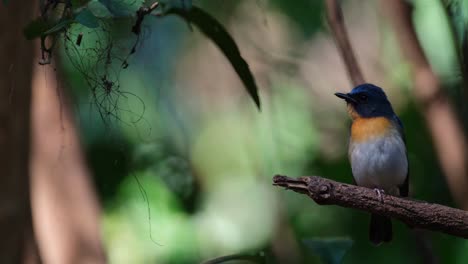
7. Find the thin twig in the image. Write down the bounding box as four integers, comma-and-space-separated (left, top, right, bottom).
325, 0, 365, 86
273, 175, 468, 239
132, 2, 160, 35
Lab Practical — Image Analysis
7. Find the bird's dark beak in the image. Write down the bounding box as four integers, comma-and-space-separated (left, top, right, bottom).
334, 92, 357, 104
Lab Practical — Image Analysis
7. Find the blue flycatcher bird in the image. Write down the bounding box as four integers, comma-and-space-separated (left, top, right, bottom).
335, 83, 409, 245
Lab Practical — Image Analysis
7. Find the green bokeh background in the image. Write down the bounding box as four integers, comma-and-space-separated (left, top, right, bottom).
61, 0, 468, 263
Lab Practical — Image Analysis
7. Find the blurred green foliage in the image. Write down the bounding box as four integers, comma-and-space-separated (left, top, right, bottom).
58, 0, 468, 263
270, 0, 323, 37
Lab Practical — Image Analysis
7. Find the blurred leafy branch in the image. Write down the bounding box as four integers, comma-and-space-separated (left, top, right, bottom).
22, 0, 261, 109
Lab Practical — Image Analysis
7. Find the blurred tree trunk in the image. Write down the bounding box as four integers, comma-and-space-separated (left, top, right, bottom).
30, 54, 107, 263
0, 1, 37, 263
382, 0, 468, 210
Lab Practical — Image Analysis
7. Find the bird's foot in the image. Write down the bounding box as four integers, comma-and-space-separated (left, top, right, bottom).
374, 188, 385, 203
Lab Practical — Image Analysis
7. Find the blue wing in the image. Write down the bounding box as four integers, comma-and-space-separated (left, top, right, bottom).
393, 114, 409, 197
393, 114, 406, 143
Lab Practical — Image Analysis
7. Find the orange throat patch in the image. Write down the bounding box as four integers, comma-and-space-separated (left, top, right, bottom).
346, 104, 360, 120
351, 117, 393, 142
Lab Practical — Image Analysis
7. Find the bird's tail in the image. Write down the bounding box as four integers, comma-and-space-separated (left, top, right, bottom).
369, 214, 392, 245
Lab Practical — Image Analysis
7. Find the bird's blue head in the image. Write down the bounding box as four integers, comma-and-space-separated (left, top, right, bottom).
335, 83, 395, 118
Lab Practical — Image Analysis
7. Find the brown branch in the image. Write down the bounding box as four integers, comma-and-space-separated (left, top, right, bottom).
132, 1, 160, 35
381, 0, 468, 209
273, 175, 468, 239
325, 0, 365, 86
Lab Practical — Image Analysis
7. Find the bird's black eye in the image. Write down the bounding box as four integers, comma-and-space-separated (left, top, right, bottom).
359, 94, 368, 102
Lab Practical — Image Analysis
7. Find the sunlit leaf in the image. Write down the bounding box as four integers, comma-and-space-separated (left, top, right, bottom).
75, 8, 100, 28
167, 6, 261, 109
303, 238, 353, 264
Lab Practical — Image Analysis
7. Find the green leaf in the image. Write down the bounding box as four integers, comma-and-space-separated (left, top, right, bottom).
23, 18, 51, 40
71, 0, 91, 7
98, 0, 144, 17
179, 0, 192, 10
75, 9, 100, 28
24, 18, 74, 40
87, 0, 114, 18
161, 0, 192, 10
303, 238, 353, 264
167, 6, 261, 109
43, 19, 74, 35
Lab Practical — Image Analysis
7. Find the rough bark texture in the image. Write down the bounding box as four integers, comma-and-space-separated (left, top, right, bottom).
273, 175, 468, 239
0, 1, 36, 262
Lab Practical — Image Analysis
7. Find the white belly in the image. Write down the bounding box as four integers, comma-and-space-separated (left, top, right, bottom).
349, 134, 408, 194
